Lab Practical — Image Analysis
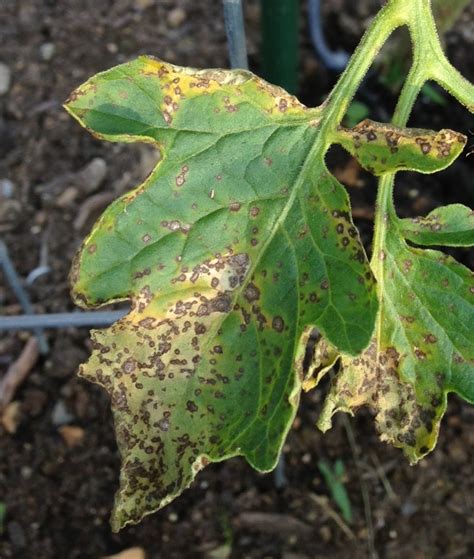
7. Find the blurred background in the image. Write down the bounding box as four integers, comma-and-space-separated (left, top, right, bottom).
0, 1, 473, 557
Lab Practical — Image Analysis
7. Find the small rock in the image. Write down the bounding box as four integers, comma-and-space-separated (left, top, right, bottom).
167, 7, 186, 28
206, 544, 232, 559
39, 42, 55, 61
319, 525, 332, 542
51, 399, 74, 426
21, 466, 33, 479
1, 401, 22, 434
106, 42, 118, 54
58, 425, 85, 448
77, 157, 107, 194
136, 0, 154, 9
0, 62, 11, 95
55, 186, 79, 208
102, 548, 146, 559
139, 146, 161, 180
0, 178, 14, 198
401, 499, 417, 516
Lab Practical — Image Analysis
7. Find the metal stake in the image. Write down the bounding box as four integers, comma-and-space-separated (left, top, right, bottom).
223, 0, 249, 70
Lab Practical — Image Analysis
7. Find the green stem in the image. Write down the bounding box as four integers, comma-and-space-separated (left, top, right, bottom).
371, 68, 425, 272
371, 0, 443, 273
322, 0, 407, 135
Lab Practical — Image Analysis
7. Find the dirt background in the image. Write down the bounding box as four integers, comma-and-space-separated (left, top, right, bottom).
1, 1, 473, 558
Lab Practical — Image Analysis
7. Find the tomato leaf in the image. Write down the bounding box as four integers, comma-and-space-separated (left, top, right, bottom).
65, 53, 469, 530
308, 209, 474, 463
66, 57, 381, 530
400, 204, 474, 246
334, 119, 466, 175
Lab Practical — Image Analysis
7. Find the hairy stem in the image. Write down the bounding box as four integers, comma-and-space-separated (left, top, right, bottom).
322, 0, 406, 136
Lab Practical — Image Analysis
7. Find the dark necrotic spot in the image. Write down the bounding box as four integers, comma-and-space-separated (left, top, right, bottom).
210, 294, 232, 313
272, 316, 284, 332
157, 418, 170, 431
122, 358, 136, 374
244, 282, 260, 303
186, 401, 198, 413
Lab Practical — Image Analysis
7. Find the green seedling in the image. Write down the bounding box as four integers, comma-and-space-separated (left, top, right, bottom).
343, 100, 370, 128
318, 459, 353, 524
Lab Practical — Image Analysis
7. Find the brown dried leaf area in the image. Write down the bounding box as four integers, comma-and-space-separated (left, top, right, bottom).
80, 252, 302, 530
314, 341, 445, 464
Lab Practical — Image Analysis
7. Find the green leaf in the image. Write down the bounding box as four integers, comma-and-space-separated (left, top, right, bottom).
343, 100, 370, 128
318, 459, 353, 524
400, 204, 474, 246
421, 83, 447, 107
65, 56, 379, 530
309, 210, 474, 463
334, 119, 466, 175
0, 502, 5, 535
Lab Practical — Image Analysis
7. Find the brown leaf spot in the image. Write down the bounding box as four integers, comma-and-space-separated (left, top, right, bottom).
424, 334, 438, 344
157, 418, 170, 431
229, 202, 241, 212
272, 316, 285, 332
122, 358, 136, 373
244, 282, 260, 303
186, 401, 198, 413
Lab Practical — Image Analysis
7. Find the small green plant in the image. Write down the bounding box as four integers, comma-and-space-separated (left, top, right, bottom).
318, 459, 352, 524
65, 0, 473, 531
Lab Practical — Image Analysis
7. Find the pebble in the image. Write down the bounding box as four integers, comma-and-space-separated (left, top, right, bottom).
0, 178, 14, 198
51, 399, 74, 426
39, 42, 55, 61
77, 157, 107, 194
0, 62, 11, 95
55, 185, 79, 208
58, 425, 85, 448
1, 401, 22, 434
167, 7, 186, 28
401, 499, 417, 516
102, 548, 146, 559
135, 0, 154, 8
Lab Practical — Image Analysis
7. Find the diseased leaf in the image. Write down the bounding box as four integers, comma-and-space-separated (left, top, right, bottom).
334, 119, 466, 175
400, 204, 474, 246
309, 210, 474, 463
65, 56, 381, 530
66, 0, 474, 531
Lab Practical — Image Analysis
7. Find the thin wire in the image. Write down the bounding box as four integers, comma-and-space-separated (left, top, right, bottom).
223, 0, 249, 70
0, 310, 128, 331
0, 240, 49, 353
308, 0, 349, 72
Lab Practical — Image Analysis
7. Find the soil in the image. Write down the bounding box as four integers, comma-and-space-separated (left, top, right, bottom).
1, 1, 473, 558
